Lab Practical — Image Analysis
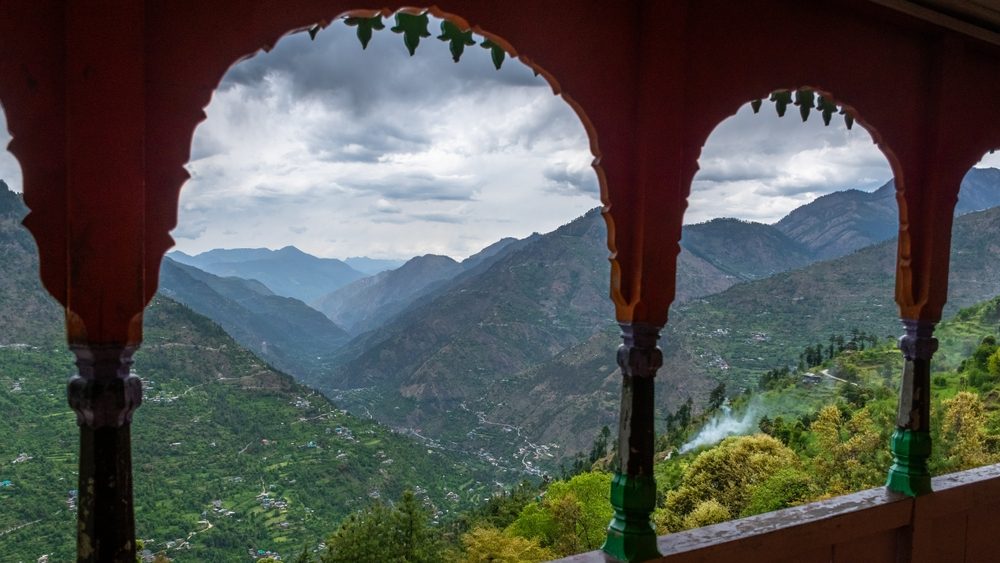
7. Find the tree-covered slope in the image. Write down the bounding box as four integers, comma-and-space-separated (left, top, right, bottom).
0, 181, 63, 346
668, 205, 1000, 390
313, 238, 522, 336
0, 184, 502, 562
775, 167, 1000, 259
0, 296, 505, 562
319, 210, 736, 466
681, 218, 814, 281
313, 254, 463, 335
170, 246, 366, 303
159, 257, 350, 381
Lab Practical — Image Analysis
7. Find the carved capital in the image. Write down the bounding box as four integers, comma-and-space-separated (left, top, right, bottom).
617, 323, 663, 378
898, 319, 938, 361
67, 345, 142, 428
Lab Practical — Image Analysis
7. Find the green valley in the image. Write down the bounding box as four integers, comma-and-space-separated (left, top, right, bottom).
0, 186, 503, 562
0, 298, 506, 562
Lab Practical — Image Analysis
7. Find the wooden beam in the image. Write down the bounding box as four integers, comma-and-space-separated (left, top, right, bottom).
866, 0, 1000, 46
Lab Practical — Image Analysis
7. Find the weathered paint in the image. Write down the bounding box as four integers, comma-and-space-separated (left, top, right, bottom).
69, 344, 140, 563
604, 473, 660, 562
887, 429, 933, 496
603, 323, 662, 562
0, 1, 997, 560
888, 320, 937, 496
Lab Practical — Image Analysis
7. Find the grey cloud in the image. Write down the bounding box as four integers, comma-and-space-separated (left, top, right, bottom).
368, 214, 413, 224
409, 212, 466, 224
172, 220, 208, 240
543, 163, 598, 196
221, 17, 548, 118
371, 200, 402, 214
695, 158, 779, 183
504, 101, 582, 152
345, 173, 477, 202
189, 132, 228, 161
753, 183, 830, 197
306, 120, 430, 163
247, 186, 321, 207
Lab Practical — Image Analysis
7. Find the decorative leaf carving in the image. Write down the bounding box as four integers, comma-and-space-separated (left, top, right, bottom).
770, 91, 793, 117
758, 89, 858, 130
480, 39, 506, 70
391, 12, 431, 56
816, 95, 838, 126
843, 111, 855, 130
795, 89, 815, 122
438, 21, 476, 62
345, 16, 385, 49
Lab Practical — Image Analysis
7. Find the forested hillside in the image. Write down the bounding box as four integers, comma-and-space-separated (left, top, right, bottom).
0, 186, 501, 562
159, 257, 351, 381
300, 295, 1000, 562
319, 197, 1000, 465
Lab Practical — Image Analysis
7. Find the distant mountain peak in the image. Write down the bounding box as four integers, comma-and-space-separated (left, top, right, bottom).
412, 253, 458, 264
0, 179, 26, 218
167, 247, 365, 302
774, 167, 1000, 260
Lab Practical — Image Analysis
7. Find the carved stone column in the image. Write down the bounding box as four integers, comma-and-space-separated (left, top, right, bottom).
68, 344, 142, 562
886, 319, 937, 496
602, 323, 662, 562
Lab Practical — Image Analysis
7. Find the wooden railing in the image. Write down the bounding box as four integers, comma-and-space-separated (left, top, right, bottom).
559, 463, 1000, 563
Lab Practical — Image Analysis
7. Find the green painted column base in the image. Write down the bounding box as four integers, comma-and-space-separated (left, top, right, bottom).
602, 473, 662, 562
886, 428, 932, 496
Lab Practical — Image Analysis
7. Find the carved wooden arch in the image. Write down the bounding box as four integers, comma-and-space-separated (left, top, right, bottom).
1, 0, 999, 346
619, 1, 1000, 328
143, 3, 626, 316
0, 1, 649, 346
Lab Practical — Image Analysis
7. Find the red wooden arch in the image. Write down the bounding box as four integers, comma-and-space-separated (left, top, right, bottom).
1, 0, 998, 344
0, 3, 999, 559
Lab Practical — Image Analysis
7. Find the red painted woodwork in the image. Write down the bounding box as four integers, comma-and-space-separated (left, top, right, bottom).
0, 1, 998, 561
1, 1, 999, 343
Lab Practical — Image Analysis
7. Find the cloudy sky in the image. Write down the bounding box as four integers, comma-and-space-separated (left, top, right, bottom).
0, 16, 998, 259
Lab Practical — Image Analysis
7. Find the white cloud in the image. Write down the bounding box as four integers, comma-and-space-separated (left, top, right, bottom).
687, 103, 893, 224
0, 107, 22, 193
978, 150, 1000, 169
178, 19, 598, 259
3, 17, 996, 258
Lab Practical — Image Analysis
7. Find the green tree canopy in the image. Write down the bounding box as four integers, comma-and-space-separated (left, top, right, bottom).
322, 490, 440, 563
506, 471, 612, 557
665, 434, 797, 527
460, 526, 554, 563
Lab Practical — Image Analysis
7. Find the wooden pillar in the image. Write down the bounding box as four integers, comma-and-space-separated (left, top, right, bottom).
62, 1, 148, 560
68, 345, 142, 562
886, 320, 937, 496
602, 323, 663, 561
601, 3, 689, 560
885, 36, 975, 498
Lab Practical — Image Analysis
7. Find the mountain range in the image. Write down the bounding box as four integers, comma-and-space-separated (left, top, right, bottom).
343, 256, 408, 275
314, 238, 521, 335
158, 257, 350, 381
0, 184, 501, 561
170, 246, 367, 303
775, 167, 1000, 259
3, 164, 1000, 557
156, 168, 1000, 464
310, 167, 1000, 458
